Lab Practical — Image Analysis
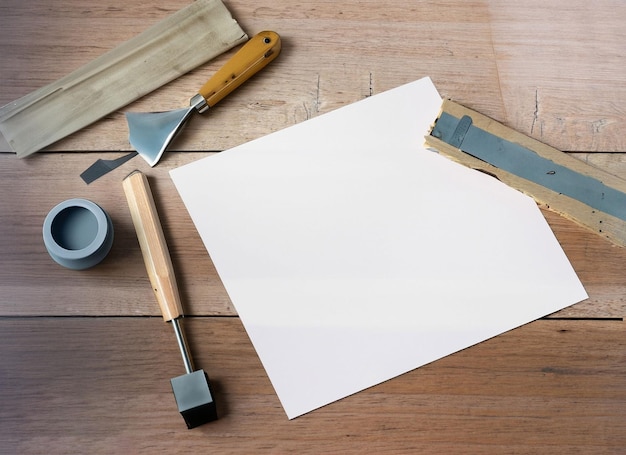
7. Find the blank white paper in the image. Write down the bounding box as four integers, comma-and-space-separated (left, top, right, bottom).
170, 77, 588, 419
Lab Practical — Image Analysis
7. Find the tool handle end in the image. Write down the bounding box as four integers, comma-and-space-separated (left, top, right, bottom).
198, 31, 281, 108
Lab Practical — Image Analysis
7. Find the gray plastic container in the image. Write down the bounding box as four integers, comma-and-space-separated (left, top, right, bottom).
43, 198, 114, 270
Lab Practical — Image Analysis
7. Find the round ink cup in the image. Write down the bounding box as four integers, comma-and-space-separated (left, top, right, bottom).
43, 198, 114, 270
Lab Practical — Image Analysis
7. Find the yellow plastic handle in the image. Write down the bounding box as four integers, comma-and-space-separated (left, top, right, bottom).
123, 170, 184, 322
198, 31, 281, 108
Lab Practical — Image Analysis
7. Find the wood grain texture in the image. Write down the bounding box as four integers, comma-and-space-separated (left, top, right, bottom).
1, 318, 624, 454
488, 1, 626, 152
2, 0, 625, 153
0, 1, 625, 452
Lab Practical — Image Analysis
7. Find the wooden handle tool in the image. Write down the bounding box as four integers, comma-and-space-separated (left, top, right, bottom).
123, 170, 217, 428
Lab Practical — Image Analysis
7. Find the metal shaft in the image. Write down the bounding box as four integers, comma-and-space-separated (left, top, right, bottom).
171, 317, 194, 374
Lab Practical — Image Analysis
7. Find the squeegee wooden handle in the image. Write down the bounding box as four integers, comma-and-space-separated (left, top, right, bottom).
123, 170, 184, 322
198, 30, 281, 108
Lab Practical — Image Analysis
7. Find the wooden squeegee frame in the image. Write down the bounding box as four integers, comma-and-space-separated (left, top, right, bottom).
425, 99, 626, 248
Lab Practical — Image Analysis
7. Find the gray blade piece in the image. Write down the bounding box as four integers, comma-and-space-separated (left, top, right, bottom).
126, 107, 194, 166
80, 151, 138, 184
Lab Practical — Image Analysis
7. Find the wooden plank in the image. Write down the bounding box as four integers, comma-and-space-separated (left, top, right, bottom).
0, 152, 233, 317
539, 210, 626, 319
3, 0, 623, 154
1, 317, 624, 453
0, 152, 624, 319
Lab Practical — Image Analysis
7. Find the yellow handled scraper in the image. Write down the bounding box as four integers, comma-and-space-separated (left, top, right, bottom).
81, 31, 281, 183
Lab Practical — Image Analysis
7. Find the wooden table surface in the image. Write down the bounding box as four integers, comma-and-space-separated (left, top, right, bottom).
1, 1, 625, 453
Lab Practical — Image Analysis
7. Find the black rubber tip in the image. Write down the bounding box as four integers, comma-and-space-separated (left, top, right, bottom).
170, 369, 218, 429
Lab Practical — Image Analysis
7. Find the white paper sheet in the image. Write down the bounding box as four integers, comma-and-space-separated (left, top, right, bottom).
170, 77, 588, 419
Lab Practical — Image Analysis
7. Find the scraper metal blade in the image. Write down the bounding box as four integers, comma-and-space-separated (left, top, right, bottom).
126, 108, 195, 167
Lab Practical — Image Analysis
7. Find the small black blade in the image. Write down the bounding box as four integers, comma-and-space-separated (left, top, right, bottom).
80, 151, 138, 184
